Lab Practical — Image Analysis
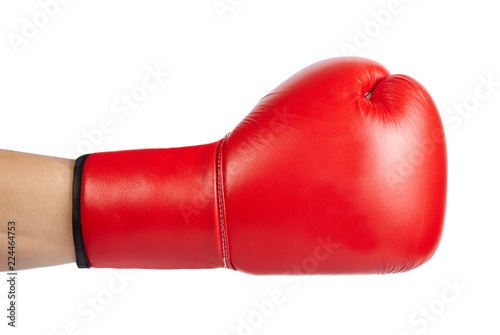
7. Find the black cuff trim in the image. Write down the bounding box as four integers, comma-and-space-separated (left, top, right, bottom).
72, 154, 91, 268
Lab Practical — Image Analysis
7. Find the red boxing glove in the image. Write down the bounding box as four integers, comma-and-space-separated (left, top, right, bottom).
72, 57, 447, 274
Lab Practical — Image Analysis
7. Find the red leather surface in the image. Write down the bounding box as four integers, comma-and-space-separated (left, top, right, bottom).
80, 142, 224, 269
79, 57, 447, 274
224, 58, 446, 274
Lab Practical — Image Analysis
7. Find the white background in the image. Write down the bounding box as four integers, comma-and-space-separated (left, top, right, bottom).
1, 1, 499, 334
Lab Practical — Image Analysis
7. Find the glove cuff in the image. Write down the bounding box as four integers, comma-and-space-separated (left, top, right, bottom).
71, 141, 229, 270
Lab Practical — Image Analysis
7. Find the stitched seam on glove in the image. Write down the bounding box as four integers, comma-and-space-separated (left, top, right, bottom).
217, 134, 232, 269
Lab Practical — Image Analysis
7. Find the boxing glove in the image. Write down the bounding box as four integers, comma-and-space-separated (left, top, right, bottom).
72, 57, 447, 274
